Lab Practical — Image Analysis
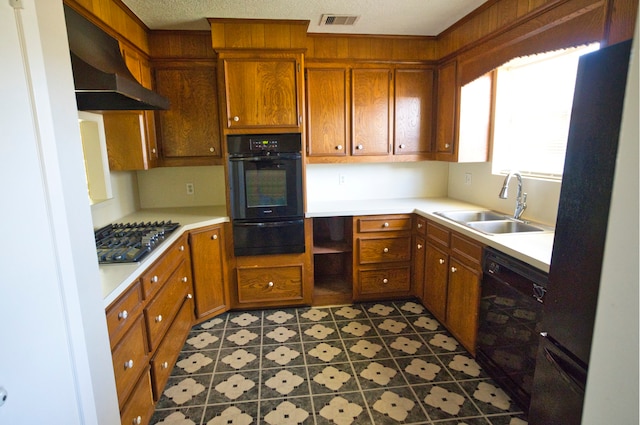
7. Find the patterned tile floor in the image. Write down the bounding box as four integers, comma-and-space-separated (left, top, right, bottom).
150, 299, 529, 425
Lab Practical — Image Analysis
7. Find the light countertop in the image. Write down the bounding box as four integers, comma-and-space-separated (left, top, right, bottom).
100, 198, 554, 307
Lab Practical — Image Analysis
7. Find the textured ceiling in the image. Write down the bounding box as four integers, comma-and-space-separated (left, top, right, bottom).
121, 0, 490, 36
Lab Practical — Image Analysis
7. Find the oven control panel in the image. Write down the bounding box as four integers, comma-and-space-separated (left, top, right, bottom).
250, 138, 279, 150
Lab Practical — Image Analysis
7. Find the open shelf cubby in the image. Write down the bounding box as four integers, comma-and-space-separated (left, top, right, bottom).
312, 217, 353, 306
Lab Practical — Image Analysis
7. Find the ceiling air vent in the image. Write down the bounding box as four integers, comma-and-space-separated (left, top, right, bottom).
320, 14, 360, 26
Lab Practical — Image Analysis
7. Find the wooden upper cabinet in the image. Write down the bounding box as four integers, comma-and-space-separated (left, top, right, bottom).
394, 68, 434, 155
305, 68, 349, 156
221, 53, 303, 131
352, 68, 392, 156
435, 60, 458, 160
154, 62, 222, 165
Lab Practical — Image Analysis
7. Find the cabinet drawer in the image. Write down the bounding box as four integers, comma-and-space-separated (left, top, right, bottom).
358, 266, 411, 295
358, 236, 411, 264
150, 296, 194, 401
414, 215, 427, 236
237, 265, 303, 304
451, 233, 483, 269
112, 315, 148, 408
427, 221, 450, 248
120, 367, 154, 425
357, 215, 412, 233
106, 281, 143, 349
141, 234, 189, 300
144, 260, 191, 351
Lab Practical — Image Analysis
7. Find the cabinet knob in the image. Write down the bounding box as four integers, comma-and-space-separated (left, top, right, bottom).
118, 310, 128, 320
151, 148, 157, 154
382, 278, 389, 284
212, 234, 218, 240
383, 222, 389, 227
439, 258, 445, 265
444, 143, 450, 149
233, 116, 240, 122
179, 245, 185, 252
209, 147, 215, 152
181, 276, 188, 283
383, 247, 389, 253
399, 144, 405, 149
418, 223, 423, 229
267, 281, 274, 288
417, 244, 423, 250
151, 275, 159, 283
336, 145, 343, 150
187, 293, 193, 299
155, 315, 163, 323
161, 361, 169, 369
124, 359, 134, 369
356, 144, 364, 150
451, 266, 457, 273
133, 416, 142, 425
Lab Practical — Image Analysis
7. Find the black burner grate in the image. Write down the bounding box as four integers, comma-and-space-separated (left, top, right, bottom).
94, 221, 180, 264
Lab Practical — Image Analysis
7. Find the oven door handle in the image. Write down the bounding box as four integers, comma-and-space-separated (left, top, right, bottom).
229, 153, 301, 161
234, 220, 303, 228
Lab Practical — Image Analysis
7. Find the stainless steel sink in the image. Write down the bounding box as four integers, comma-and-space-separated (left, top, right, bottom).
435, 210, 507, 223
466, 220, 545, 234
434, 210, 549, 235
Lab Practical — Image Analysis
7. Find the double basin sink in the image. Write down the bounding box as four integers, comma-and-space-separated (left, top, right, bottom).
434, 210, 549, 235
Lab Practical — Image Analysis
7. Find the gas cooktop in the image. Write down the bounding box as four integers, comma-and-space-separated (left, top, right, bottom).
94, 221, 180, 264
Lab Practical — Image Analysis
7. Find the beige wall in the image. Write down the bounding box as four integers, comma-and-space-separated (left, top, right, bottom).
90, 171, 139, 228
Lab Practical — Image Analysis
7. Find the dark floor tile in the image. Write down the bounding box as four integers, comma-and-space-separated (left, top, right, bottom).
308, 362, 360, 394
436, 353, 489, 381
370, 316, 415, 337
262, 323, 302, 344
149, 406, 205, 425
330, 304, 366, 320
299, 321, 340, 342
263, 307, 299, 326
336, 318, 378, 339
361, 386, 428, 425
435, 416, 492, 425
313, 391, 373, 425
171, 348, 217, 377
215, 345, 261, 373
381, 333, 433, 358
262, 342, 306, 368
344, 336, 392, 362
413, 381, 483, 422
202, 400, 259, 425
303, 340, 350, 364
486, 413, 529, 424
457, 379, 524, 416
225, 311, 263, 329
155, 374, 212, 409
260, 365, 310, 399
362, 302, 404, 318
259, 396, 315, 425
182, 329, 224, 352
352, 358, 408, 390
394, 354, 455, 385
208, 370, 261, 404
221, 326, 263, 348
297, 306, 334, 323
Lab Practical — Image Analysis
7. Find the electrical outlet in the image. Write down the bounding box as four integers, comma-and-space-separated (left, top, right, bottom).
186, 183, 194, 195
339, 173, 346, 185
464, 173, 472, 186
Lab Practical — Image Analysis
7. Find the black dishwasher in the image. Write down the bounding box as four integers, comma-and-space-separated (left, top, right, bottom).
476, 247, 548, 411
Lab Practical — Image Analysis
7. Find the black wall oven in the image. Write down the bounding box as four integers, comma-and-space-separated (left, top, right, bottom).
227, 133, 304, 256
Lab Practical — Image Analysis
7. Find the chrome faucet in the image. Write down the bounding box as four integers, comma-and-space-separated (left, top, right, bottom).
499, 171, 527, 220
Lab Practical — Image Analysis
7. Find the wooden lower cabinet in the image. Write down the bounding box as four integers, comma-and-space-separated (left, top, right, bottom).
420, 219, 483, 354
105, 234, 194, 424
189, 224, 228, 320
353, 214, 413, 301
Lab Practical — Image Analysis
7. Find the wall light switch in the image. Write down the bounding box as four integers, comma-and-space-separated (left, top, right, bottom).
464, 173, 472, 185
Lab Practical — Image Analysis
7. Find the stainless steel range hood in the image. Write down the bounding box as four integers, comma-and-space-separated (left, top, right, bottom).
63, 5, 169, 111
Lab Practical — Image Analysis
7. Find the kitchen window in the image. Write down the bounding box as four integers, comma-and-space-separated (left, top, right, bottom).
491, 43, 599, 179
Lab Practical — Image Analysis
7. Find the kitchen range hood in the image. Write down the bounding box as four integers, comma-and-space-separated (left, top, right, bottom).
63, 5, 169, 111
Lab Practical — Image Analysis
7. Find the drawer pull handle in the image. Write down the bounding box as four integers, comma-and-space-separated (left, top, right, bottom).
417, 244, 423, 249
383, 222, 389, 227
124, 359, 134, 369
133, 416, 142, 425
267, 281, 274, 288
383, 247, 389, 253
211, 234, 218, 240
155, 315, 163, 323
181, 276, 188, 283
179, 245, 185, 252
382, 278, 389, 284
161, 361, 169, 369
451, 267, 457, 273
118, 310, 128, 320
336, 145, 343, 150
439, 258, 445, 265
151, 275, 159, 283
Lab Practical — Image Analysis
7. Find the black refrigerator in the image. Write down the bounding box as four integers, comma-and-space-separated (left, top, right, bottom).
528, 39, 632, 424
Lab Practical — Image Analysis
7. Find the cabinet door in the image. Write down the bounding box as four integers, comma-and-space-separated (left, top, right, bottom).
435, 60, 458, 160
424, 243, 448, 322
394, 68, 434, 155
223, 57, 301, 129
155, 63, 222, 163
189, 226, 227, 319
103, 111, 157, 171
306, 68, 349, 156
413, 234, 426, 299
446, 257, 481, 354
352, 68, 392, 156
